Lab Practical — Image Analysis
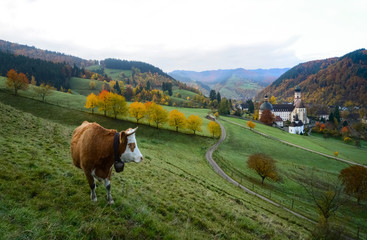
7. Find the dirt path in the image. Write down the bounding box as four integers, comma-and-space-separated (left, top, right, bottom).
222, 118, 366, 168
205, 119, 316, 224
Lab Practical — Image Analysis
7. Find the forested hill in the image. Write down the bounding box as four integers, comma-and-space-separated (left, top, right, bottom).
101, 58, 174, 80
0, 51, 80, 90
257, 49, 367, 106
0, 39, 96, 68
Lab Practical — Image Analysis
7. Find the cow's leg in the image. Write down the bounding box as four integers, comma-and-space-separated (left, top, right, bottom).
84, 170, 97, 202
104, 178, 114, 204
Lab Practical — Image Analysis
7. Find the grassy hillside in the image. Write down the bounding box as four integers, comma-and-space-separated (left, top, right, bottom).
69, 77, 103, 96
222, 116, 367, 165
213, 118, 367, 239
0, 77, 211, 136
0, 97, 313, 239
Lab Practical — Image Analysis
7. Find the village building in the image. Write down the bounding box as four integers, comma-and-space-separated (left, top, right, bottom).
259, 86, 309, 134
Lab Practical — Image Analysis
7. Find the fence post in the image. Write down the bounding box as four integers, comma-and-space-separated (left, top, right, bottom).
292, 199, 294, 209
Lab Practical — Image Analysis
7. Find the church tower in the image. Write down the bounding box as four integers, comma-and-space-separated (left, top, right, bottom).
294, 85, 301, 104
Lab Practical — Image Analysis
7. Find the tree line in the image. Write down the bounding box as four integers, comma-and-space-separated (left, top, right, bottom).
85, 91, 221, 137
0, 51, 80, 90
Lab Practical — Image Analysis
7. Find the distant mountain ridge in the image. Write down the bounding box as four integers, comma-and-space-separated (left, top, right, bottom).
258, 49, 367, 106
169, 68, 289, 99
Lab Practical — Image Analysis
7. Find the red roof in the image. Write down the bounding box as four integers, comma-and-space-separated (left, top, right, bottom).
275, 116, 283, 121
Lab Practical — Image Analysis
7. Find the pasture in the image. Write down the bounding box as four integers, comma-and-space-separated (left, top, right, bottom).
0, 96, 313, 239
213, 119, 367, 239
0, 77, 211, 136
222, 116, 367, 165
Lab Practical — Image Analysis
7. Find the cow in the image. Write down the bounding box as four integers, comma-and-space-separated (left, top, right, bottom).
71, 121, 143, 204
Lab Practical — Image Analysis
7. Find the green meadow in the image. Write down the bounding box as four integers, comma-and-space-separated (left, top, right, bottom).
222, 116, 367, 165
0, 94, 313, 239
213, 119, 367, 239
0, 77, 211, 136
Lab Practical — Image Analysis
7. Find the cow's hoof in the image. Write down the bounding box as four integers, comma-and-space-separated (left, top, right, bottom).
108, 199, 115, 205
91, 197, 97, 202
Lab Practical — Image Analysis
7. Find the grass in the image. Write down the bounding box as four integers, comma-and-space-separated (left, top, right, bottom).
213, 119, 367, 239
0, 77, 211, 136
0, 96, 313, 239
69, 77, 103, 96
222, 116, 367, 165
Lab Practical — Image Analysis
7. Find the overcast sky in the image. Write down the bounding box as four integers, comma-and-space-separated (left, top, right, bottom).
1, 0, 366, 72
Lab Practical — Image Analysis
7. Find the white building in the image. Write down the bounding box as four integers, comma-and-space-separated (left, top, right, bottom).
259, 86, 309, 134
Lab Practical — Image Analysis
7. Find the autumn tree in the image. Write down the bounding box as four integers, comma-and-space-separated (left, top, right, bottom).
85, 92, 99, 114
299, 172, 345, 230
106, 92, 128, 119
6, 69, 29, 96
247, 153, 278, 184
270, 96, 277, 104
187, 115, 202, 135
168, 110, 187, 132
34, 83, 55, 102
260, 109, 274, 126
97, 90, 110, 116
208, 121, 221, 138
339, 165, 367, 204
150, 103, 168, 128
247, 120, 256, 129
89, 80, 96, 90
129, 102, 146, 124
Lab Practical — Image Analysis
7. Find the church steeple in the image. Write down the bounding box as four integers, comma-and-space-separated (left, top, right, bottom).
294, 86, 301, 104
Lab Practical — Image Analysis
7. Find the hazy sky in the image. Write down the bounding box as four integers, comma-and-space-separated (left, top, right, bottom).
1, 0, 366, 72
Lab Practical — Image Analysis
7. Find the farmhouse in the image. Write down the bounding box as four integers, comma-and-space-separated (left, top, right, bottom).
259, 86, 309, 134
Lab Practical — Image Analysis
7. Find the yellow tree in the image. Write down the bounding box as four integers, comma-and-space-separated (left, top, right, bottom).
208, 121, 221, 138
85, 92, 99, 114
169, 110, 187, 132
6, 69, 29, 96
106, 92, 128, 119
89, 80, 96, 90
187, 115, 202, 135
129, 102, 146, 124
247, 120, 256, 129
270, 96, 277, 104
144, 101, 154, 125
150, 103, 168, 128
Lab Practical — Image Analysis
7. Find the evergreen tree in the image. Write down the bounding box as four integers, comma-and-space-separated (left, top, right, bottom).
146, 80, 151, 90
334, 106, 341, 123
209, 90, 216, 101
247, 99, 255, 113
217, 92, 221, 103
328, 112, 335, 122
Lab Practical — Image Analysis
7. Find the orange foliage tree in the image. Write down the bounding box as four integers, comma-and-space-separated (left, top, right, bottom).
339, 165, 367, 204
187, 115, 202, 135
260, 109, 274, 126
97, 90, 109, 116
247, 153, 278, 184
129, 102, 146, 124
247, 120, 256, 129
6, 69, 29, 96
85, 93, 99, 114
168, 110, 186, 132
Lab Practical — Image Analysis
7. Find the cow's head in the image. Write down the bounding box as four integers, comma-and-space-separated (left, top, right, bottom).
119, 127, 143, 163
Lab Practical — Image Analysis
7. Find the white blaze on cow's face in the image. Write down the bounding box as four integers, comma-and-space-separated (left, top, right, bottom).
121, 128, 143, 163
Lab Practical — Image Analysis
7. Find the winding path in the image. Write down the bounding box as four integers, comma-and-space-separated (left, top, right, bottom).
205, 119, 316, 224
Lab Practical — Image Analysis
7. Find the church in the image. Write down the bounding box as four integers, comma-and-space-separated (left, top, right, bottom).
259, 86, 309, 134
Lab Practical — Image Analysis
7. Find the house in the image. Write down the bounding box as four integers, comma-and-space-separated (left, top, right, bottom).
289, 115, 304, 134
275, 116, 283, 127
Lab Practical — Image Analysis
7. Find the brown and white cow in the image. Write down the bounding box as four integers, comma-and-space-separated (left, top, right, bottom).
71, 121, 143, 204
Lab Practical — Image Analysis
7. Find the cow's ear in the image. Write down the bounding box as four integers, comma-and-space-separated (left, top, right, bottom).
119, 131, 125, 144
126, 127, 138, 136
